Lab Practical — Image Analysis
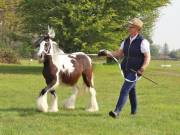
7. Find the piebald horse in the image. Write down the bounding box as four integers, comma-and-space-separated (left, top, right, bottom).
35, 27, 99, 112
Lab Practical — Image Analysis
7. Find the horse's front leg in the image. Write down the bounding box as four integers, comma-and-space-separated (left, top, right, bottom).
49, 89, 58, 112
37, 80, 59, 112
37, 86, 50, 112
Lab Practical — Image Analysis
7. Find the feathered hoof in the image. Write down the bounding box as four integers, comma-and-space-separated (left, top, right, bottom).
37, 105, 48, 112
49, 108, 59, 112
63, 105, 75, 110
86, 108, 99, 112
37, 97, 48, 112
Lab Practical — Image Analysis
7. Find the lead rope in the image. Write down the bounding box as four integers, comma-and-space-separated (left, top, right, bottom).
107, 52, 141, 82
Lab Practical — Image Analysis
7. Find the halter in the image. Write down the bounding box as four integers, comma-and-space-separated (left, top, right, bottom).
108, 53, 141, 82
39, 40, 51, 56
41, 40, 63, 56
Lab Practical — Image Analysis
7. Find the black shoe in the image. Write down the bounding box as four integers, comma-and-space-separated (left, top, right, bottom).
109, 111, 119, 118
131, 111, 137, 115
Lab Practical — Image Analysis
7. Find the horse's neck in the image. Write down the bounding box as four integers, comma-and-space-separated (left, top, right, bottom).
56, 48, 64, 54
43, 53, 62, 71
49, 40, 64, 55
46, 45, 64, 66
43, 55, 50, 63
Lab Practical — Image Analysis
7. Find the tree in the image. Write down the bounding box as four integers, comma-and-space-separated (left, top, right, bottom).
0, 0, 22, 46
18, 0, 170, 53
169, 49, 180, 59
162, 42, 169, 57
169, 50, 177, 59
150, 44, 160, 58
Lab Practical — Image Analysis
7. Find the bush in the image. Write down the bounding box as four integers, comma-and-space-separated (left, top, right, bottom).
0, 48, 20, 64
17, 43, 34, 58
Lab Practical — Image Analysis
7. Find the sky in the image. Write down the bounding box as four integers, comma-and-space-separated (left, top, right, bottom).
152, 0, 180, 50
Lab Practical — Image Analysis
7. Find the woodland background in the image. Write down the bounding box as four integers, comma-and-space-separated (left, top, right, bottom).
0, 0, 180, 63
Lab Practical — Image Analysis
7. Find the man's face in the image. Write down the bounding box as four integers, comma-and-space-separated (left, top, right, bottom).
128, 24, 139, 35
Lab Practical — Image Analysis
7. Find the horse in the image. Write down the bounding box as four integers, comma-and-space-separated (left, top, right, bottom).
34, 27, 99, 112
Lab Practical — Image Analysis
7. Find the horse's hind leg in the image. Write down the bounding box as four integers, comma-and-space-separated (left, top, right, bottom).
86, 87, 99, 112
49, 89, 58, 112
83, 73, 99, 112
63, 85, 79, 109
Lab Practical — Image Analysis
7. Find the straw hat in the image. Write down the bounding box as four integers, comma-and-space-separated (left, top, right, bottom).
129, 18, 143, 28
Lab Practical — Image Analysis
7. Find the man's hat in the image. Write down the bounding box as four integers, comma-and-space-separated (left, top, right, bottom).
128, 18, 143, 28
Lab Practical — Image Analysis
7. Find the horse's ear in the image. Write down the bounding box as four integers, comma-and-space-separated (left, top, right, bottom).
48, 25, 55, 38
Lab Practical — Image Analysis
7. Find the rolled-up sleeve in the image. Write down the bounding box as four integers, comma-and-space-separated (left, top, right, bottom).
141, 39, 150, 53
120, 41, 125, 50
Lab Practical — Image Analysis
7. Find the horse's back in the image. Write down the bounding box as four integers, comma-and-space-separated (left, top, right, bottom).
50, 52, 92, 86
71, 52, 92, 68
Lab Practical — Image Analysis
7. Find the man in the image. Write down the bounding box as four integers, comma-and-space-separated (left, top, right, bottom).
104, 18, 151, 118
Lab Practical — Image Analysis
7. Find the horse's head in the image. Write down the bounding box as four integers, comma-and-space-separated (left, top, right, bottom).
35, 27, 56, 62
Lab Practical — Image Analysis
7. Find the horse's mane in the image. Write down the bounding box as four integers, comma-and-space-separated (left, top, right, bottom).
51, 40, 64, 55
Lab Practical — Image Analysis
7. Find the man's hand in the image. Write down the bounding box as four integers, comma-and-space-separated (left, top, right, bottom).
137, 67, 144, 76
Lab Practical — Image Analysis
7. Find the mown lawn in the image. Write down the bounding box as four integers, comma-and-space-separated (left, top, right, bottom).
0, 60, 179, 135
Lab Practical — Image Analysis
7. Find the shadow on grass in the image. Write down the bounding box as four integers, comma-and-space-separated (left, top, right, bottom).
44, 107, 102, 117
0, 107, 38, 116
0, 107, 102, 117
59, 112, 102, 117
0, 65, 42, 75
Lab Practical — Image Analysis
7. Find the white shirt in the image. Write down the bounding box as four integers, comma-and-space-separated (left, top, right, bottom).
120, 34, 150, 53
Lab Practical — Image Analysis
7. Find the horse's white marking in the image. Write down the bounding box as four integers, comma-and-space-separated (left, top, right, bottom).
37, 41, 46, 56
72, 52, 92, 64
49, 40, 54, 55
86, 87, 99, 112
49, 94, 58, 112
91, 73, 94, 86
37, 93, 48, 112
52, 55, 75, 73
63, 85, 79, 109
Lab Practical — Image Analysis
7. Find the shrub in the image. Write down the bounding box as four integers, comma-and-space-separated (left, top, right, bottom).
0, 48, 20, 64
17, 43, 34, 58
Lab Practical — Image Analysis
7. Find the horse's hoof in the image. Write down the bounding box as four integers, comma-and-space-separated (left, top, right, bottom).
86, 108, 99, 112
37, 107, 48, 112
37, 96, 48, 112
37, 103, 48, 112
49, 109, 59, 112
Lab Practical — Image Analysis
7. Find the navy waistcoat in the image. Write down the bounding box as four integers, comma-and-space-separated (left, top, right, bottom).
121, 34, 144, 72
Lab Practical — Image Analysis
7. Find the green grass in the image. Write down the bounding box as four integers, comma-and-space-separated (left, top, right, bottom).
0, 60, 179, 135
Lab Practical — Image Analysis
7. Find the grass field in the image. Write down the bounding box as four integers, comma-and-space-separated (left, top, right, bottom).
0, 60, 179, 135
